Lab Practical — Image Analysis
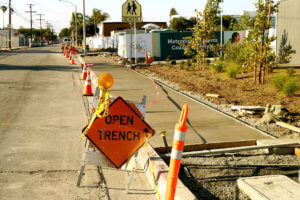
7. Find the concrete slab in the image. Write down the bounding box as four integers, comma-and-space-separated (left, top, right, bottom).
83, 56, 273, 150
237, 175, 300, 200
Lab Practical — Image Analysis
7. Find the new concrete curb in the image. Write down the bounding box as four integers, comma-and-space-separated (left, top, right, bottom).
76, 55, 197, 200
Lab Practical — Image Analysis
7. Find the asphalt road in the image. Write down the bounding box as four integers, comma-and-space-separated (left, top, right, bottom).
0, 46, 108, 199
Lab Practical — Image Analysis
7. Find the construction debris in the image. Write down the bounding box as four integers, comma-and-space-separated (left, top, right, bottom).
276, 121, 300, 133
206, 93, 220, 98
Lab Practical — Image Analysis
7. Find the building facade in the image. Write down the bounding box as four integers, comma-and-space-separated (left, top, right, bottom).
276, 0, 300, 66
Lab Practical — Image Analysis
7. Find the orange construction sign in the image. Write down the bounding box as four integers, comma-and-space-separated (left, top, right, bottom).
84, 97, 155, 169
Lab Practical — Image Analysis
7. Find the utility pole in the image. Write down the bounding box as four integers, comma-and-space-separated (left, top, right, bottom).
83, 0, 86, 55
36, 14, 44, 41
8, 0, 11, 49
26, 4, 36, 47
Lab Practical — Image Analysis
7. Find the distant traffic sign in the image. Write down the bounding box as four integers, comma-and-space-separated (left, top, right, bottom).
85, 97, 155, 169
122, 0, 142, 23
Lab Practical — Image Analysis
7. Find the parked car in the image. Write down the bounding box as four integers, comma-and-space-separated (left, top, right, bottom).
31, 42, 40, 47
63, 38, 72, 46
40, 41, 48, 46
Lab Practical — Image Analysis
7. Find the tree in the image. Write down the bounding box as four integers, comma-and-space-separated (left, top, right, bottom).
90, 8, 110, 35
169, 8, 179, 24
245, 0, 279, 84
170, 17, 196, 32
229, 12, 254, 30
59, 28, 70, 38
185, 0, 222, 70
1, 5, 7, 29
278, 29, 296, 63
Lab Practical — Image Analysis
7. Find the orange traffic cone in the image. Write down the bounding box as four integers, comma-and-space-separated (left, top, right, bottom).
165, 104, 189, 200
66, 51, 69, 58
145, 51, 148, 64
148, 50, 152, 63
81, 65, 87, 80
83, 71, 93, 96
71, 56, 75, 65
82, 62, 87, 70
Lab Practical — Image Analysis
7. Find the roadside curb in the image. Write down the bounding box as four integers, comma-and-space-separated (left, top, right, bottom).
76, 54, 197, 200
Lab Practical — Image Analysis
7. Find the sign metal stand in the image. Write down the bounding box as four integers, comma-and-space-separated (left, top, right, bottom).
77, 92, 148, 192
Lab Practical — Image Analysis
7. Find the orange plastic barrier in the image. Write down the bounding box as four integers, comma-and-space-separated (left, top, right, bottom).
83, 71, 93, 96
165, 104, 189, 200
81, 64, 87, 80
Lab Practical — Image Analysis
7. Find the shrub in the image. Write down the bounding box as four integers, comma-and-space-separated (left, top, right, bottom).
282, 79, 299, 96
179, 60, 185, 70
192, 57, 197, 63
121, 58, 127, 65
186, 59, 192, 67
212, 62, 224, 73
286, 67, 295, 76
171, 60, 176, 65
165, 55, 172, 62
226, 62, 239, 79
271, 72, 299, 96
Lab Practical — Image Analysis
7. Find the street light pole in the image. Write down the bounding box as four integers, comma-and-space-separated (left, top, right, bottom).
59, 0, 77, 47
83, 0, 86, 56
220, 7, 223, 58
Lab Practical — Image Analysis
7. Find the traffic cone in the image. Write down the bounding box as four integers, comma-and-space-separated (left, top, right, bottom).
145, 51, 148, 64
71, 56, 75, 65
148, 50, 152, 63
69, 53, 72, 60
66, 51, 69, 58
83, 71, 93, 96
82, 62, 87, 70
81, 65, 87, 80
165, 104, 189, 200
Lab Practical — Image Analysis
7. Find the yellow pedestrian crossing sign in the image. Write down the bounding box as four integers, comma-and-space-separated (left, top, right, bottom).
122, 0, 142, 23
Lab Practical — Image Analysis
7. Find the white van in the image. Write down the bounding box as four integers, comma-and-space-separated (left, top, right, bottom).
63, 38, 72, 45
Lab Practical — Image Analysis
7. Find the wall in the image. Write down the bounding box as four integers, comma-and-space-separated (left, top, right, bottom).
0, 35, 28, 48
276, 0, 300, 66
118, 33, 152, 58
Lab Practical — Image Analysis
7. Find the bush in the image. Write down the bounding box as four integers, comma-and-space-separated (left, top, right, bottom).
226, 62, 239, 79
224, 43, 249, 69
186, 59, 192, 67
179, 60, 185, 70
212, 62, 224, 73
271, 72, 299, 96
192, 57, 197, 63
282, 80, 299, 96
165, 55, 172, 62
171, 60, 176, 65
286, 67, 295, 76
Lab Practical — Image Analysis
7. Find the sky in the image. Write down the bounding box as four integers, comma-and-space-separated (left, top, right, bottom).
0, 0, 260, 34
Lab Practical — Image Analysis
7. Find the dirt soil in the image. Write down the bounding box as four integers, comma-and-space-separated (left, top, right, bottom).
136, 64, 300, 114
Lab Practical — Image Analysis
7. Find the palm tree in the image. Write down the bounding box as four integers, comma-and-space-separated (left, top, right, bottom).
90, 8, 110, 35
1, 5, 7, 29
169, 8, 179, 24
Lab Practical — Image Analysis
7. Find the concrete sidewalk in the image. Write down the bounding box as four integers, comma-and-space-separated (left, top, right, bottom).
83, 56, 273, 150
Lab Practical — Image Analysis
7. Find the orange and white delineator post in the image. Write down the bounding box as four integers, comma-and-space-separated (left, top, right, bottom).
81, 64, 87, 80
83, 71, 93, 96
165, 104, 189, 200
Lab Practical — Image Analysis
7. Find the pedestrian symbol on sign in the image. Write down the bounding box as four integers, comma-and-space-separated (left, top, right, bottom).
122, 0, 142, 23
